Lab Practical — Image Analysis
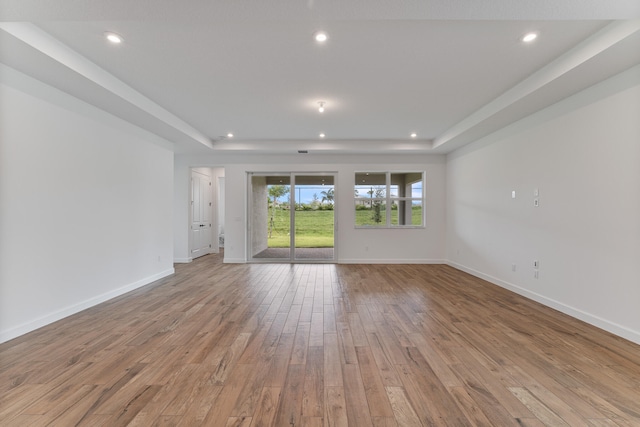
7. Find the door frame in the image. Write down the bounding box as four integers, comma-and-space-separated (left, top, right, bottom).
247, 171, 337, 263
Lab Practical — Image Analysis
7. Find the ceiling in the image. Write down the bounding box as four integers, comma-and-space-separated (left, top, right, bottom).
1, 1, 639, 154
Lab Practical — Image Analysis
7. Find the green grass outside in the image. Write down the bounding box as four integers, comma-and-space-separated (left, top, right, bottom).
267, 207, 423, 248
268, 209, 334, 247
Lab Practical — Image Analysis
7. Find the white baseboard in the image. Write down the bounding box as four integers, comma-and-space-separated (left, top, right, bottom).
0, 268, 175, 344
234, 258, 445, 265
446, 260, 640, 345
173, 257, 192, 263
339, 258, 445, 264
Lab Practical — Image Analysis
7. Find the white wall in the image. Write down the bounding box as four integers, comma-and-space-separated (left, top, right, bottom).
174, 154, 447, 264
173, 159, 191, 262
0, 66, 175, 343
446, 66, 640, 344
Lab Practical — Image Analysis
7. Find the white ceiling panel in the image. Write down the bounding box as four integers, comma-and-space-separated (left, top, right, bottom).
1, 1, 639, 153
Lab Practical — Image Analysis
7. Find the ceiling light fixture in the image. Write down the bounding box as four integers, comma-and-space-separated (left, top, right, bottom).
314, 31, 328, 43
522, 32, 538, 43
226, 133, 234, 138
410, 133, 417, 138
318, 101, 325, 113
105, 32, 123, 44
319, 133, 326, 138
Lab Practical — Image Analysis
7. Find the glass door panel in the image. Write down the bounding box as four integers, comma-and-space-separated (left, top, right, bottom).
293, 175, 335, 261
249, 174, 291, 261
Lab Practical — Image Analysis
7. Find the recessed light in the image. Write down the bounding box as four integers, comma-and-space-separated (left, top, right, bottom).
319, 133, 326, 138
410, 133, 417, 138
314, 31, 328, 43
522, 32, 538, 43
105, 32, 123, 44
226, 133, 234, 138
317, 101, 326, 113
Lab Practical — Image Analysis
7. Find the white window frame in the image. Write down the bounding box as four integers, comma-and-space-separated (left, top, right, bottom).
354, 171, 425, 228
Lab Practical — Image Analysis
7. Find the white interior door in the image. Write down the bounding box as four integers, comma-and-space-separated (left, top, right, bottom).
191, 170, 212, 259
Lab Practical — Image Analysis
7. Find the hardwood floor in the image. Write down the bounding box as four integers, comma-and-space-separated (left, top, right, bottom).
2, 252, 640, 426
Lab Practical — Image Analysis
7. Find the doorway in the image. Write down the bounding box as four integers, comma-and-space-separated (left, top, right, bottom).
249, 173, 336, 262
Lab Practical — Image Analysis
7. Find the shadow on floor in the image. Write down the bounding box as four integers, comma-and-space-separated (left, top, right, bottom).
252, 247, 334, 260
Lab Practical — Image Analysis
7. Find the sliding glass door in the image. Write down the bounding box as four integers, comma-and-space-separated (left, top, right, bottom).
248, 173, 336, 262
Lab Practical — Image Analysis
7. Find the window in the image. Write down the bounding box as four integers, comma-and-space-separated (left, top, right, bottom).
354, 172, 424, 227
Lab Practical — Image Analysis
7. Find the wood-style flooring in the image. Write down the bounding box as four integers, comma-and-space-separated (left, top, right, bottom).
1, 252, 640, 426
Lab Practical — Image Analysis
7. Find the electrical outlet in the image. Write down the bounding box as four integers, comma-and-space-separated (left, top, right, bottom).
534, 270, 539, 279
534, 198, 540, 207
511, 264, 516, 272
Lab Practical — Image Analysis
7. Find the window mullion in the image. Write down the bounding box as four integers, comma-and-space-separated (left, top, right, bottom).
386, 171, 391, 227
